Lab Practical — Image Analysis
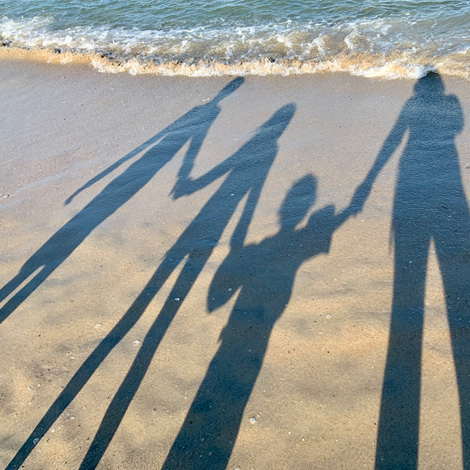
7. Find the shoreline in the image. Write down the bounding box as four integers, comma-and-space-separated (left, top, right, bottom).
1, 60, 470, 469
1, 45, 469, 80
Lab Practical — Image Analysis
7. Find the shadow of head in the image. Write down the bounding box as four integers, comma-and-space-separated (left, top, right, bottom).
414, 70, 445, 96
279, 174, 317, 230
252, 103, 297, 143
212, 76, 245, 104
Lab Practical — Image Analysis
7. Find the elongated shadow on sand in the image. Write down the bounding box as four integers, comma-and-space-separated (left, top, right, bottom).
162, 175, 358, 469
0, 77, 244, 325
6, 103, 296, 470
76, 104, 296, 470
353, 72, 470, 469
4, 77, 244, 470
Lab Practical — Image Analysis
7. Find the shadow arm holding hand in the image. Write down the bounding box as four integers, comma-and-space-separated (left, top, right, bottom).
64, 112, 197, 205
323, 190, 373, 233
170, 150, 236, 199
169, 118, 219, 199
309, 108, 409, 240
351, 106, 409, 212
170, 112, 261, 199
65, 133, 169, 205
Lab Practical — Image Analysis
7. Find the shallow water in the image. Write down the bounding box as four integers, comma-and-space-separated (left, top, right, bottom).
1, 0, 470, 78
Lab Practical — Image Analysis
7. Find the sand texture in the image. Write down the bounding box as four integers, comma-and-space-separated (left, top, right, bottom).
1, 61, 470, 469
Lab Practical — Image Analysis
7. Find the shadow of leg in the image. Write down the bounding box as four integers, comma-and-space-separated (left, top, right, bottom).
375, 230, 428, 470
0, 262, 60, 324
163, 315, 270, 470
5, 253, 184, 470
79, 252, 209, 470
437, 235, 470, 470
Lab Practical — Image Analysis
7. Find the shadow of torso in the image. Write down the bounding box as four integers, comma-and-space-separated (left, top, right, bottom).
162, 204, 337, 469
394, 93, 468, 232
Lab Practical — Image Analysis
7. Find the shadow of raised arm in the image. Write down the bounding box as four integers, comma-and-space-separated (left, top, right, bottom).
169, 77, 246, 200
66, 77, 245, 206
170, 147, 238, 199
65, 126, 174, 205
350, 105, 409, 214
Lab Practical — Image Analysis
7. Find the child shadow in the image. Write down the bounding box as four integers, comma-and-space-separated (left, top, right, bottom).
163, 174, 359, 469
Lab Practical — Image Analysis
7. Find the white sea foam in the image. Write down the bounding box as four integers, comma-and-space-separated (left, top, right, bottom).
2, 13, 470, 80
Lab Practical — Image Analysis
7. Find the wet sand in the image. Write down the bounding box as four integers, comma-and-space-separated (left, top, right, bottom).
1, 60, 470, 469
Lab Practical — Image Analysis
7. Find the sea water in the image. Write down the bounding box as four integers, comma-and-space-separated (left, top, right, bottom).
1, 0, 470, 78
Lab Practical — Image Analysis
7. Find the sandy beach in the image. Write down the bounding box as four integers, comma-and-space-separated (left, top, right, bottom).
1, 59, 470, 469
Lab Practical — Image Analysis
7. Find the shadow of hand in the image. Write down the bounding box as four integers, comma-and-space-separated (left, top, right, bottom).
350, 181, 371, 214
169, 178, 191, 199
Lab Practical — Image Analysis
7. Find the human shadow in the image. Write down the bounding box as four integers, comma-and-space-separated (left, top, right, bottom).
162, 174, 358, 469
76, 104, 296, 470
0, 77, 244, 325
352, 72, 470, 469
6, 103, 296, 470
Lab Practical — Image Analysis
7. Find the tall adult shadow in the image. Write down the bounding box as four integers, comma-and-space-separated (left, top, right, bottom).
0, 77, 244, 324
6, 104, 296, 470
163, 175, 358, 469
353, 72, 470, 469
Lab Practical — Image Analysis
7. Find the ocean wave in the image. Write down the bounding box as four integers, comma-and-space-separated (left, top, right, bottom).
1, 14, 470, 79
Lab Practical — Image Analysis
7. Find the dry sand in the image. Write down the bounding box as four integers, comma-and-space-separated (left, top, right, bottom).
1, 59, 470, 469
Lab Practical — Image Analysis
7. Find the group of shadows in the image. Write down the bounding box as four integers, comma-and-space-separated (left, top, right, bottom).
2, 72, 470, 469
